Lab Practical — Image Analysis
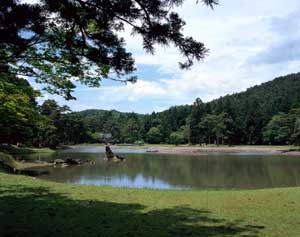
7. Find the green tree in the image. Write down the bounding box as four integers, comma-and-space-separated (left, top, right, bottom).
37, 100, 89, 147
189, 98, 206, 144
213, 113, 233, 146
197, 112, 232, 146
40, 100, 70, 118
263, 108, 300, 145
0, 72, 39, 144
263, 113, 290, 145
292, 118, 300, 146
179, 124, 190, 144
59, 113, 89, 144
1, 0, 217, 99
169, 131, 185, 146
146, 127, 162, 144
33, 116, 59, 149
198, 114, 217, 144
121, 117, 141, 143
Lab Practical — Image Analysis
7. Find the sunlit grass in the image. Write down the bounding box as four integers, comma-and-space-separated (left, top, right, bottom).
0, 171, 300, 236
0, 145, 56, 154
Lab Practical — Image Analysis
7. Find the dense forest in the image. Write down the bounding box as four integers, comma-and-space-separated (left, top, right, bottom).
75, 73, 300, 146
1, 73, 300, 147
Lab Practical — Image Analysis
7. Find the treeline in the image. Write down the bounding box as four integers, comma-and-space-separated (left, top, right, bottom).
77, 73, 300, 146
77, 105, 191, 145
187, 73, 300, 145
1, 72, 300, 147
0, 73, 89, 148
264, 108, 300, 145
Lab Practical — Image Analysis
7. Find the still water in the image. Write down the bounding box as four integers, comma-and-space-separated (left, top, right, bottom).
21, 147, 300, 190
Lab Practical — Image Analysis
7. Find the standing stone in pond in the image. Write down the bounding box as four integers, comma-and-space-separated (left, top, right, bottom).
105, 145, 125, 161
105, 145, 115, 159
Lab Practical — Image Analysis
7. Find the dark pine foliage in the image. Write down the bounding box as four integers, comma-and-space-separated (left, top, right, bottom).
0, 0, 217, 99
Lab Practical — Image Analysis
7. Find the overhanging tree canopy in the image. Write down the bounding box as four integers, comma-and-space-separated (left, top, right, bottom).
0, 0, 218, 99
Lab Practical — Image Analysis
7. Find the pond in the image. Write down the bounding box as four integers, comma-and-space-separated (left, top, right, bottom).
19, 147, 300, 190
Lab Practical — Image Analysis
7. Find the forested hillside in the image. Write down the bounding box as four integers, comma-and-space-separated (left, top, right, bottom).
1, 73, 300, 147
76, 110, 144, 144
188, 73, 300, 145
76, 73, 300, 145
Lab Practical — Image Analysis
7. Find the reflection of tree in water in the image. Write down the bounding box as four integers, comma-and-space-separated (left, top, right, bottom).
96, 154, 300, 189
27, 152, 300, 189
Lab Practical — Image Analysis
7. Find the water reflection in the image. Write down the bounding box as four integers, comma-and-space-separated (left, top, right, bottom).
22, 148, 300, 190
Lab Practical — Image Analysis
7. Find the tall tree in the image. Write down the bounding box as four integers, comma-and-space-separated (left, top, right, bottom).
263, 108, 300, 145
292, 118, 300, 146
0, 72, 39, 144
1, 0, 218, 99
146, 127, 162, 144
189, 98, 206, 144
169, 131, 185, 145
198, 113, 217, 144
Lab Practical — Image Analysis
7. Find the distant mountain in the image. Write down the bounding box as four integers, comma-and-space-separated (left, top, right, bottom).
75, 73, 300, 144
209, 72, 300, 114
74, 109, 144, 138
149, 72, 300, 144
185, 72, 300, 144
77, 109, 144, 118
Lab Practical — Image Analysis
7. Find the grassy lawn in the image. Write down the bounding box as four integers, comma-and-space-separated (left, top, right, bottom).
0, 152, 52, 171
0, 145, 56, 155
0, 172, 299, 236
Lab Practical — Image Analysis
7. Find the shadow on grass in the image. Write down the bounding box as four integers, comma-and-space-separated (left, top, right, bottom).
0, 185, 264, 237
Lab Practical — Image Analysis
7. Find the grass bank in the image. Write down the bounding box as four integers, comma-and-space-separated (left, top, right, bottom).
0, 172, 299, 236
0, 145, 56, 155
0, 152, 51, 170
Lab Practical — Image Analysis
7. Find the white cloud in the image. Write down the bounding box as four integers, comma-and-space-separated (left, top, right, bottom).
32, 0, 300, 113
97, 80, 167, 103
19, 0, 40, 4
121, 0, 300, 107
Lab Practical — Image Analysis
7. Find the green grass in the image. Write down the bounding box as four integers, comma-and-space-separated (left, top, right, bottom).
0, 145, 56, 155
0, 172, 300, 236
0, 152, 50, 170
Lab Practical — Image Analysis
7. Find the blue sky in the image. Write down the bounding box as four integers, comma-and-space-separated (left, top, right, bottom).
28, 0, 300, 114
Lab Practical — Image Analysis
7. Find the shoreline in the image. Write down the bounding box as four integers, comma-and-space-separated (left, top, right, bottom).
5, 144, 299, 157
68, 144, 300, 157
69, 144, 300, 156
151, 146, 300, 156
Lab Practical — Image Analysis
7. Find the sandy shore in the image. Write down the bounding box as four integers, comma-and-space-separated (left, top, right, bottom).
147, 146, 300, 156
70, 144, 300, 156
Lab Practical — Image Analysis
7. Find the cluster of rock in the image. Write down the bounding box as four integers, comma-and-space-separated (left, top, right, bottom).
146, 149, 158, 153
51, 158, 95, 166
